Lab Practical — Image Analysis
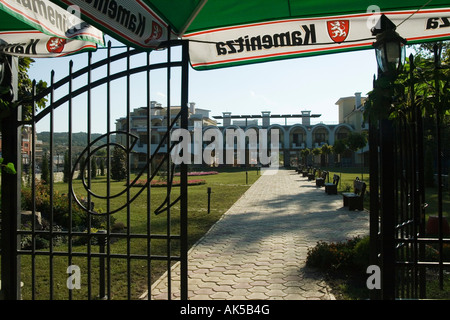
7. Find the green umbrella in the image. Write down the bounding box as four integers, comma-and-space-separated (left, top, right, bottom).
0, 0, 104, 57
48, 0, 450, 69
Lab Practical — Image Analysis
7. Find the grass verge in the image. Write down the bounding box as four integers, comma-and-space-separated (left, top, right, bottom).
15, 167, 260, 300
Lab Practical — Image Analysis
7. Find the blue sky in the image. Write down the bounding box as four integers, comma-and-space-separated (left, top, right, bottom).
28, 35, 379, 133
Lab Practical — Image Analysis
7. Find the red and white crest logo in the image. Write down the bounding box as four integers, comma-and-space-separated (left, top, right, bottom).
47, 37, 66, 53
327, 20, 349, 43
145, 21, 163, 44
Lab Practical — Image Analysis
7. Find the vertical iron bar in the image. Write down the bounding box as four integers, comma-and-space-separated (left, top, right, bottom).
86, 51, 93, 300
68, 60, 74, 300
49, 70, 55, 300
417, 83, 427, 299
436, 110, 444, 290
31, 80, 37, 300
180, 40, 190, 300
126, 46, 131, 300
433, 44, 444, 290
146, 49, 152, 298
392, 121, 400, 299
436, 91, 444, 291
166, 40, 172, 300
409, 56, 420, 298
106, 41, 112, 300
98, 230, 106, 299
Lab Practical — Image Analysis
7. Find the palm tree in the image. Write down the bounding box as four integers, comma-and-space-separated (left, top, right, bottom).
332, 139, 347, 186
301, 148, 310, 166
321, 143, 332, 167
312, 148, 321, 166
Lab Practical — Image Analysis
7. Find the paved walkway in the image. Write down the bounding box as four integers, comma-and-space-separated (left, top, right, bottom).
142, 168, 369, 300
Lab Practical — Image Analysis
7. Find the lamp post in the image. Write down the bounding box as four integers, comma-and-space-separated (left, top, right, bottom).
370, 14, 407, 300
372, 14, 407, 76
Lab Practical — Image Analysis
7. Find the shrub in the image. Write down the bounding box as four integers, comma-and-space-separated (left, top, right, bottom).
21, 181, 107, 232
111, 221, 126, 233
111, 146, 127, 181
352, 235, 370, 271
306, 236, 369, 274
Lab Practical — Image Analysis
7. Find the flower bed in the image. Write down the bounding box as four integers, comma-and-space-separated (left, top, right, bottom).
132, 179, 207, 187
174, 171, 219, 176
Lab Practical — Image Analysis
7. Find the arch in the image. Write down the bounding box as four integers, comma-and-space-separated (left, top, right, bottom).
333, 123, 354, 135
287, 124, 308, 136
311, 123, 332, 135
333, 123, 354, 144
311, 124, 331, 148
287, 124, 308, 149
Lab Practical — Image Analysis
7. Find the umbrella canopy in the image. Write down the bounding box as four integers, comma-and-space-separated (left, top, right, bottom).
0, 0, 104, 57
27, 1, 450, 67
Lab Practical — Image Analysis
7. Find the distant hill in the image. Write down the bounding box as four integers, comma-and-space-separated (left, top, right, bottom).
37, 132, 115, 154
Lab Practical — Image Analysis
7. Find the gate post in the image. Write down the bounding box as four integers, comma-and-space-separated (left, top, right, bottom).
179, 39, 189, 300
0, 55, 22, 300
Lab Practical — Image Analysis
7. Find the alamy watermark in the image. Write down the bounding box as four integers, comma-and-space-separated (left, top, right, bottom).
170, 124, 280, 173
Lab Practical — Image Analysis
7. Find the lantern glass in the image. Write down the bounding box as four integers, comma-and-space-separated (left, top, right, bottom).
375, 40, 406, 73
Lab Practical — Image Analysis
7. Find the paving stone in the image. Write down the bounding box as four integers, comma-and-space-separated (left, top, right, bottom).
145, 169, 369, 301
246, 292, 268, 300
210, 292, 232, 299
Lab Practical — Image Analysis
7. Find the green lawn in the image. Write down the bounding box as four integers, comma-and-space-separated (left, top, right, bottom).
321, 166, 449, 221
16, 167, 260, 300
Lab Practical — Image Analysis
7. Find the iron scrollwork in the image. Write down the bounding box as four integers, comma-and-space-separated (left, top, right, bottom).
71, 113, 182, 216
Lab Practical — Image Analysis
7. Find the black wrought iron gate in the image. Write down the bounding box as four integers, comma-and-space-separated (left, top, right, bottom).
369, 49, 450, 299
1, 40, 189, 300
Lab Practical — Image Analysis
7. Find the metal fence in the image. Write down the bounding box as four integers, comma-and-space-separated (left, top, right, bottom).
1, 40, 189, 300
369, 51, 450, 299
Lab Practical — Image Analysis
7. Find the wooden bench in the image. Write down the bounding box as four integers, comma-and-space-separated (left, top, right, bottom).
324, 174, 339, 195
342, 178, 366, 211
308, 168, 317, 181
302, 166, 310, 177
315, 170, 328, 187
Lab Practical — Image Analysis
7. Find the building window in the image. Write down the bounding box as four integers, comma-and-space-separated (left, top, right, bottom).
315, 133, 326, 143
293, 133, 303, 144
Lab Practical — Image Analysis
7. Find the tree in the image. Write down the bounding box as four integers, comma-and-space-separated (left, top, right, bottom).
111, 146, 127, 181
332, 139, 347, 185
312, 148, 321, 166
63, 151, 70, 183
346, 132, 368, 155
332, 139, 347, 164
301, 148, 310, 166
321, 143, 332, 167
100, 157, 105, 176
77, 155, 85, 180
91, 156, 97, 178
41, 153, 50, 184
1, 57, 47, 175
1, 56, 47, 122
346, 131, 368, 179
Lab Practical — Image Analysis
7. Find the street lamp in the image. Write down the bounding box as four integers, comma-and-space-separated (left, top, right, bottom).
370, 14, 407, 300
372, 14, 407, 75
